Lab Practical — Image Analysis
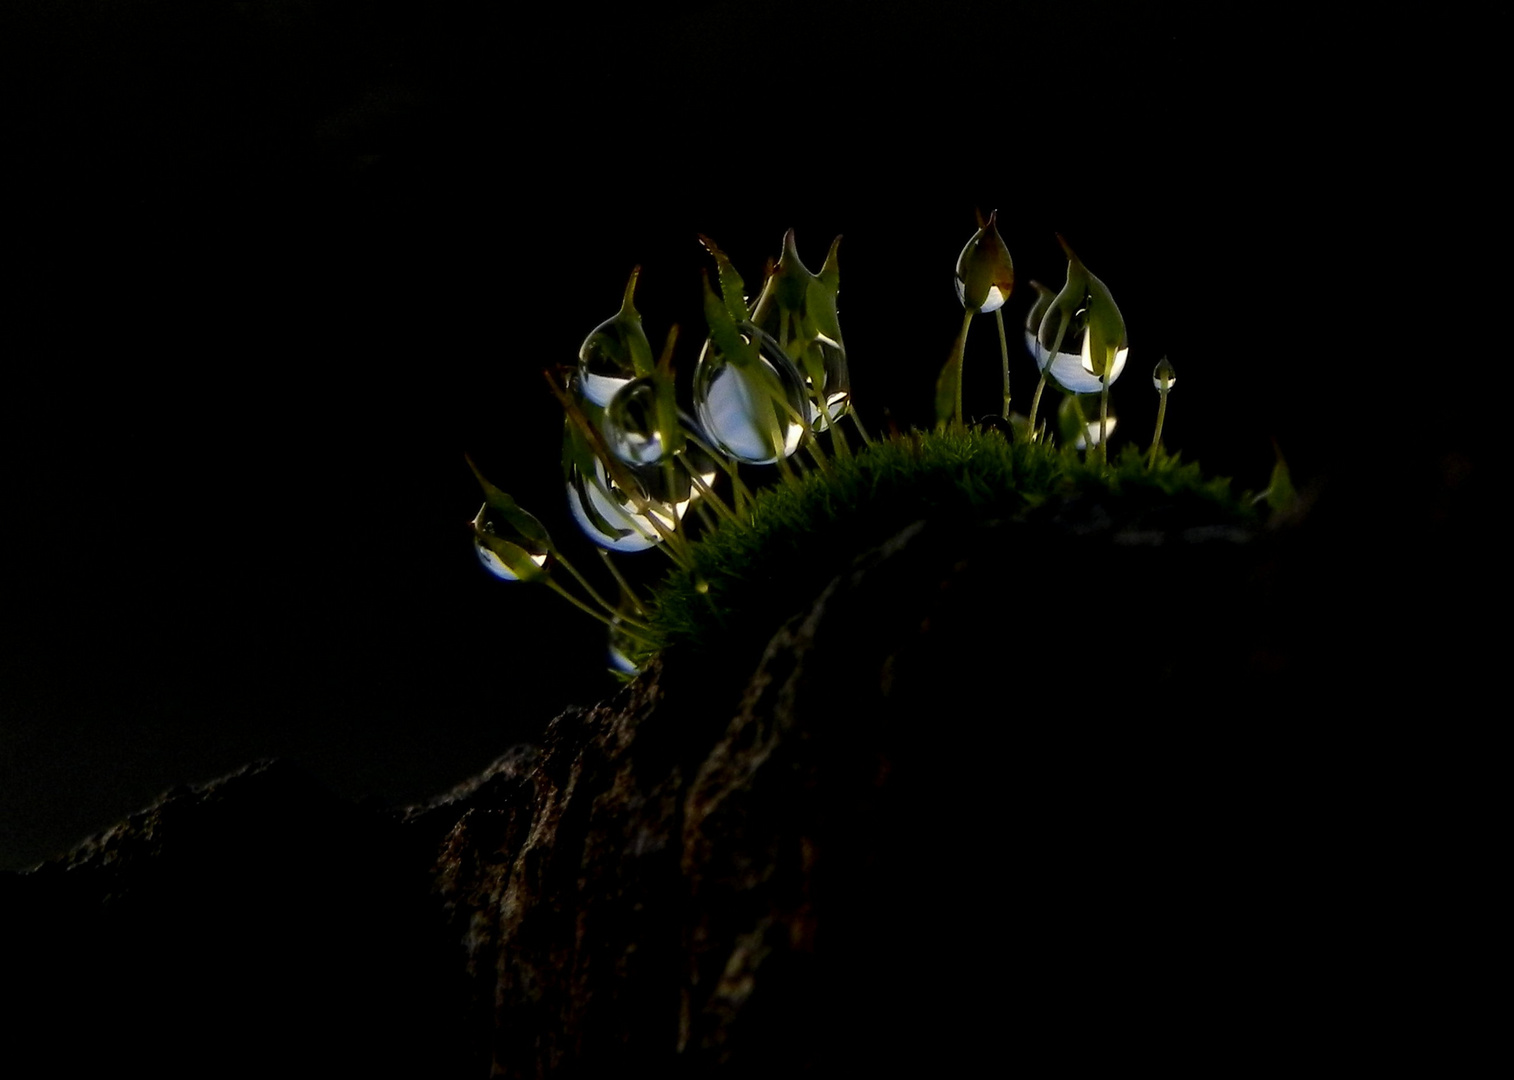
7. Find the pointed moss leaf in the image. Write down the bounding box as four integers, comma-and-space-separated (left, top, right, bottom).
464, 455, 554, 550
698, 235, 751, 323
1083, 273, 1127, 379
748, 231, 850, 430
701, 270, 760, 366
1038, 247, 1090, 360
1265, 444, 1297, 514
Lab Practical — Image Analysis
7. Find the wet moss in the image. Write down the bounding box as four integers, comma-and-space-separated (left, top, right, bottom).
644, 427, 1252, 660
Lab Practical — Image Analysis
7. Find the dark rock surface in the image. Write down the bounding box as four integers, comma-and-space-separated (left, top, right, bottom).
4, 513, 1401, 1076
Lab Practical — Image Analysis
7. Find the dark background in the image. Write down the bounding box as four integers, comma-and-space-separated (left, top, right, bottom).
1, 3, 1427, 870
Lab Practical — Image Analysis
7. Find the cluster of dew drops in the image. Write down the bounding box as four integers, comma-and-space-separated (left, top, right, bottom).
472, 221, 1180, 674
472, 231, 856, 671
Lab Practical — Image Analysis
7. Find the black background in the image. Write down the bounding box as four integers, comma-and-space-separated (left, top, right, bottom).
1, 3, 1432, 870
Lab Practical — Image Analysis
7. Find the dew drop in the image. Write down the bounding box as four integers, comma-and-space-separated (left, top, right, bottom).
800, 333, 852, 432
577, 270, 652, 407
955, 277, 1008, 314
566, 456, 679, 553
1152, 357, 1177, 391
603, 377, 667, 466
1073, 416, 1118, 450
1033, 305, 1129, 395
471, 504, 548, 581
692, 328, 807, 464
608, 617, 643, 675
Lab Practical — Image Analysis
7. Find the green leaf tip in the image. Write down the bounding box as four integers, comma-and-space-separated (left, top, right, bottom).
1264, 441, 1298, 517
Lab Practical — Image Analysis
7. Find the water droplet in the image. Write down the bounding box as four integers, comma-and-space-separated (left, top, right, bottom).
954, 209, 1014, 314
1030, 302, 1130, 394
608, 617, 643, 675
747, 231, 852, 434
603, 377, 667, 466
577, 269, 653, 407
1029, 239, 1128, 394
956, 279, 1008, 313
577, 368, 634, 410
800, 332, 852, 432
472, 504, 548, 581
1056, 394, 1118, 450
692, 328, 807, 464
1152, 356, 1177, 391
1073, 416, 1118, 450
566, 454, 680, 553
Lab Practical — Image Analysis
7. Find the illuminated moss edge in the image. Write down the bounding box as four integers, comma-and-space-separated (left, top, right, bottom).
637, 427, 1252, 663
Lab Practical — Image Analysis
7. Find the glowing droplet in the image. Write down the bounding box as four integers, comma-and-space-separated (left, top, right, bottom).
603, 377, 667, 466
800, 332, 852, 432
692, 328, 807, 464
747, 231, 852, 433
956, 279, 1007, 313
471, 504, 548, 581
577, 269, 653, 407
608, 617, 643, 676
953, 210, 1014, 314
566, 456, 680, 553
1074, 416, 1118, 450
1033, 304, 1130, 395
1152, 356, 1177, 392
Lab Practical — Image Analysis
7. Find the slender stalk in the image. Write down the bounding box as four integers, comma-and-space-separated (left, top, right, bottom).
679, 457, 743, 527
847, 407, 873, 447
1099, 369, 1111, 468
1027, 312, 1071, 443
955, 308, 974, 430
552, 548, 630, 624
1027, 371, 1049, 443
935, 308, 975, 433
685, 429, 756, 510
826, 408, 852, 460
545, 577, 659, 648
995, 308, 1011, 417
1147, 383, 1169, 468
689, 498, 717, 532
597, 548, 648, 618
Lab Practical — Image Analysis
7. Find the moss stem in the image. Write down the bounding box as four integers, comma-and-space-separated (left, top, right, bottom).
995, 307, 1011, 418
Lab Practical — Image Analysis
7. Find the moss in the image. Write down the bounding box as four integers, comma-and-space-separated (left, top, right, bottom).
643, 427, 1253, 660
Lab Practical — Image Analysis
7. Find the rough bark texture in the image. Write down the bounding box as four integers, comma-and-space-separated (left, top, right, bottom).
7, 513, 1368, 1076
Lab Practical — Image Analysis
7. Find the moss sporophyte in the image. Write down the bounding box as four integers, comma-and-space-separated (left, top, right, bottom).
467, 216, 1293, 676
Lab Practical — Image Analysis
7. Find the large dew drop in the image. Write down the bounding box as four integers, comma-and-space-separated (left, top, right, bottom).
692, 329, 808, 464
1028, 303, 1130, 395
953, 210, 1014, 314
472, 504, 548, 581
566, 454, 682, 553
